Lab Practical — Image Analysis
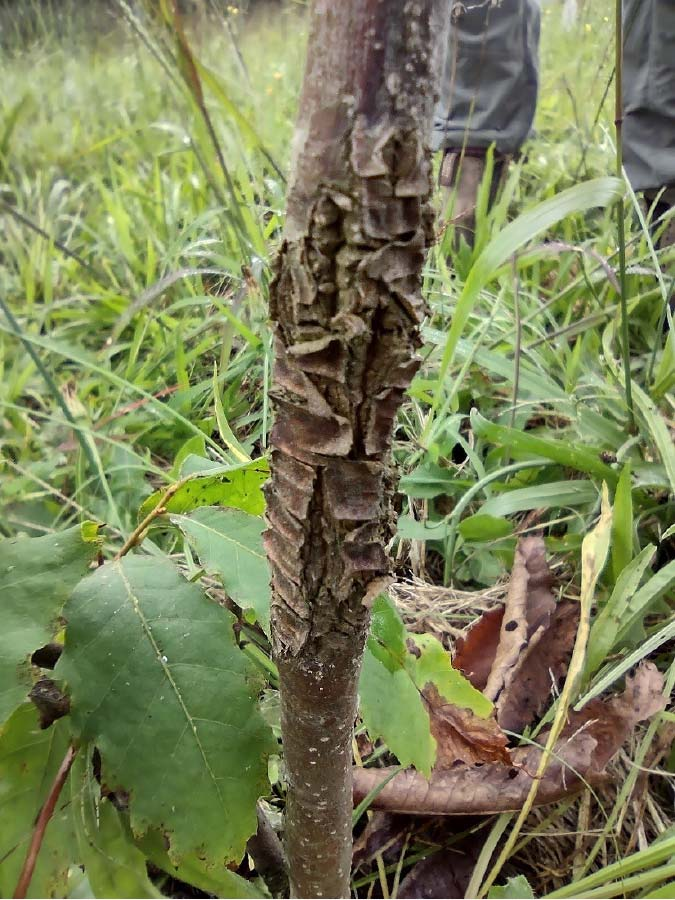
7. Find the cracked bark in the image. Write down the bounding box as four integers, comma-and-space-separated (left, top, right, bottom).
264, 2, 449, 896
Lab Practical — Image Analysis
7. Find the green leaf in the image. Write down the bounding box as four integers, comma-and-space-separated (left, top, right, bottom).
359, 642, 435, 776
138, 458, 269, 521
409, 633, 492, 718
644, 882, 675, 899
396, 515, 449, 542
0, 523, 100, 724
172, 507, 271, 635
72, 754, 162, 900
170, 435, 207, 479
615, 559, 675, 648
359, 596, 492, 775
480, 481, 598, 518
611, 465, 634, 583
58, 556, 276, 868
399, 460, 456, 499
458, 514, 513, 542
360, 596, 434, 773
212, 364, 250, 463
0, 705, 77, 899
471, 410, 618, 485
180, 453, 224, 477
585, 545, 656, 680
488, 874, 536, 898
368, 593, 408, 669
138, 829, 266, 899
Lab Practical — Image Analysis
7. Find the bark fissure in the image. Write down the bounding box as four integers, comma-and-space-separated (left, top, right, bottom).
265, 3, 449, 895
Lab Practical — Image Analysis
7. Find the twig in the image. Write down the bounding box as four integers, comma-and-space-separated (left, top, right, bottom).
114, 480, 183, 560
12, 745, 78, 899
246, 803, 288, 898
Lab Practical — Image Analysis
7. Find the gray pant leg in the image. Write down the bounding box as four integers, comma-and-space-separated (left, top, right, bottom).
623, 0, 675, 194
432, 0, 541, 155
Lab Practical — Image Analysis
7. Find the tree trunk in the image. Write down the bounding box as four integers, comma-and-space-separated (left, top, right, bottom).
264, 2, 449, 895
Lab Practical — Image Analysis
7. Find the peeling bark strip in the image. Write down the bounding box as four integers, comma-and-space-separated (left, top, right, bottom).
264, 2, 449, 896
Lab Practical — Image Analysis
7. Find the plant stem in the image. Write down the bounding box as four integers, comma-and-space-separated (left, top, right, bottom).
114, 479, 183, 559
614, 0, 635, 430
12, 744, 78, 900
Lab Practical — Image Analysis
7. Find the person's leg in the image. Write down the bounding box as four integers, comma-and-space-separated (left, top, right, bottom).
623, 0, 675, 249
434, 0, 541, 246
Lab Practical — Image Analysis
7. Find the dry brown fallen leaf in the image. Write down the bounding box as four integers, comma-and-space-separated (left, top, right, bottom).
352, 811, 411, 871
497, 599, 579, 734
452, 605, 503, 691
452, 536, 578, 735
397, 835, 480, 899
483, 536, 556, 703
353, 663, 666, 816
424, 684, 511, 768
352, 812, 480, 897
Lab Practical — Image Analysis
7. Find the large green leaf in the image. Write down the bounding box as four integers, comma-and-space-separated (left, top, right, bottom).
359, 596, 491, 776
360, 595, 435, 774
58, 556, 276, 868
458, 514, 513, 542
138, 829, 266, 899
0, 704, 77, 898
71, 753, 162, 899
399, 460, 461, 499
409, 633, 493, 718
172, 508, 271, 635
610, 464, 634, 583
0, 523, 100, 724
614, 560, 675, 647
138, 458, 269, 521
359, 643, 435, 776
631, 379, 675, 496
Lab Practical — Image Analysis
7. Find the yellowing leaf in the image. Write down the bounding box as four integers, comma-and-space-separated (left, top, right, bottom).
138, 458, 269, 522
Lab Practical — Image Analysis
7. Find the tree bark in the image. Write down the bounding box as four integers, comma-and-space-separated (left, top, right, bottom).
264, 2, 449, 896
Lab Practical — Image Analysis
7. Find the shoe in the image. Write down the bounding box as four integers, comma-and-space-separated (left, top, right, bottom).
439, 149, 508, 250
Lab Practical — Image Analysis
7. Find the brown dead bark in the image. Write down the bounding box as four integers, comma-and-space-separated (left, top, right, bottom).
264, 1, 449, 895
